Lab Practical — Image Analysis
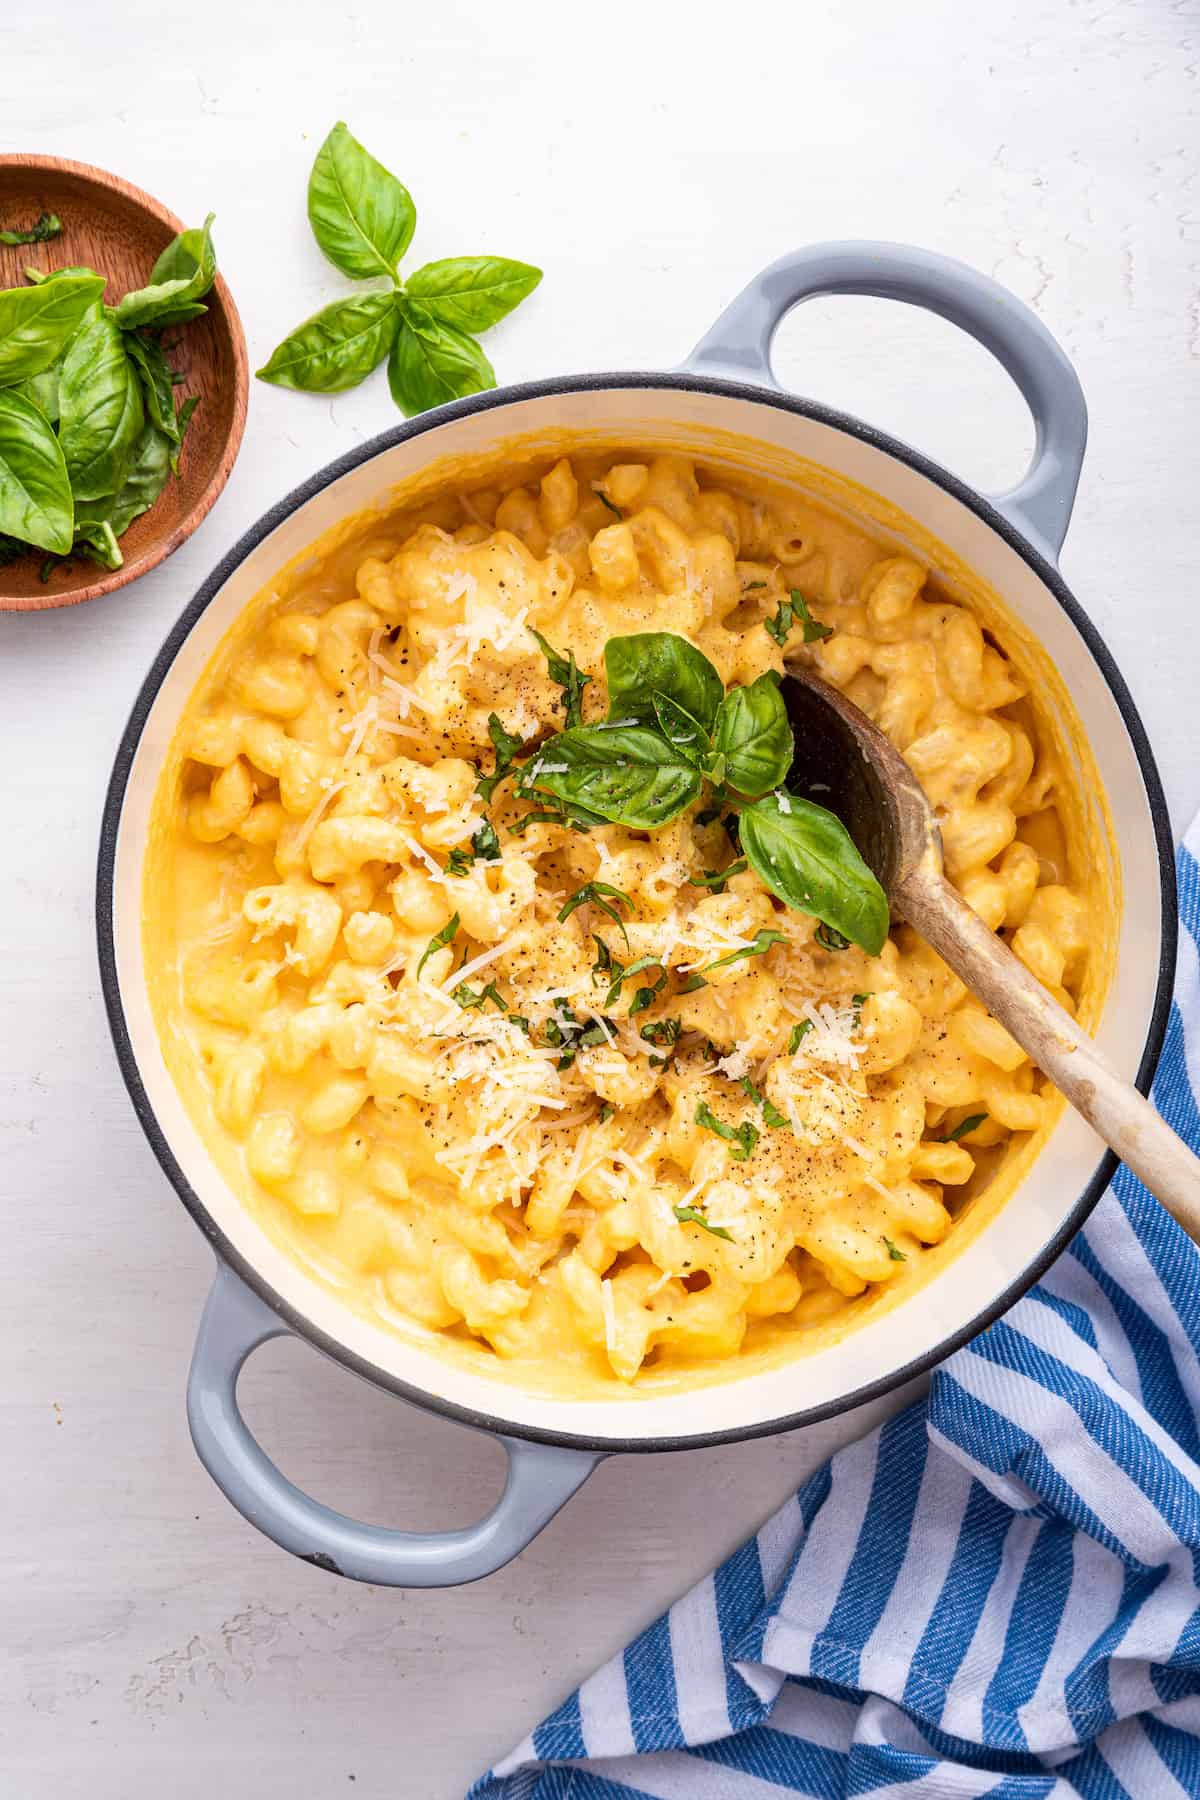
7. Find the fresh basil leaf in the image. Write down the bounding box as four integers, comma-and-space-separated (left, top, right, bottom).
123, 333, 180, 444
694, 1102, 758, 1162
0, 388, 73, 552
149, 214, 217, 295
528, 627, 591, 727
787, 1020, 813, 1053
938, 1112, 988, 1144
679, 928, 788, 993
673, 1203, 733, 1240
815, 923, 850, 951
652, 691, 709, 766
115, 216, 217, 330
883, 1235, 906, 1262
59, 310, 144, 500
417, 913, 460, 978
14, 366, 59, 422
72, 518, 122, 570
388, 305, 495, 415
257, 290, 398, 393
712, 673, 792, 797
0, 212, 62, 246
308, 122, 415, 280
604, 632, 724, 734
740, 792, 889, 955
405, 256, 542, 332
75, 422, 172, 538
0, 273, 105, 384
519, 724, 701, 829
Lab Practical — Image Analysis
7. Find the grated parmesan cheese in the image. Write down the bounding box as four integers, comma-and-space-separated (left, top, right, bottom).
600, 1279, 617, 1353
293, 777, 349, 854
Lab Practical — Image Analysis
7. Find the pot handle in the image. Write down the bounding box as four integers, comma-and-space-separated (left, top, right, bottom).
683, 240, 1087, 561
187, 1262, 600, 1586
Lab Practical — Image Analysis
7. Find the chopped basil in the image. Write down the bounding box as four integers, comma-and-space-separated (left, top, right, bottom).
591, 936, 617, 980
558, 879, 634, 943
639, 1017, 681, 1048
510, 805, 582, 835
695, 1101, 758, 1161
738, 1075, 790, 1129
445, 818, 501, 877
528, 626, 591, 728
673, 1203, 733, 1241
476, 713, 531, 803
599, 1102, 615, 1122
680, 927, 788, 993
883, 1235, 906, 1262
628, 970, 668, 1016
687, 858, 748, 893
416, 913, 460, 978
604, 952, 661, 1009
542, 999, 614, 1067
742, 580, 767, 591
787, 1020, 813, 1054
938, 1112, 988, 1144
0, 210, 63, 246
452, 979, 507, 1012
593, 486, 622, 519
764, 589, 833, 646
471, 819, 501, 860
815, 922, 851, 951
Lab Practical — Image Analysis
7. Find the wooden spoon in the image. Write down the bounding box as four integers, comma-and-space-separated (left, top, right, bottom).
782, 665, 1200, 1233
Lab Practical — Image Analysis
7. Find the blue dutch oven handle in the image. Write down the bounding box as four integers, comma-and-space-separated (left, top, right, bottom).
683, 240, 1088, 563
188, 1262, 600, 1585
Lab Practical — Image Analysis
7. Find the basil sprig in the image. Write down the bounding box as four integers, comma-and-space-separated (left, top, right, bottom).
258, 122, 541, 418
0, 219, 214, 573
515, 630, 889, 954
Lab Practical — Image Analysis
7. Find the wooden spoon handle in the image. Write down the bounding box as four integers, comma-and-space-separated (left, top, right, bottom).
896, 863, 1200, 1238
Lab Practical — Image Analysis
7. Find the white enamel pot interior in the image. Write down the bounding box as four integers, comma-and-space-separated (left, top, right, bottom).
98, 245, 1175, 1586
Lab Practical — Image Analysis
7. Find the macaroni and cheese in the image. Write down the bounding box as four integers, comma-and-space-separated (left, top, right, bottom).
147, 450, 1104, 1387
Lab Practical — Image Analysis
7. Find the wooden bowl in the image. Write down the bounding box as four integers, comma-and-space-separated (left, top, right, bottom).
0, 154, 248, 612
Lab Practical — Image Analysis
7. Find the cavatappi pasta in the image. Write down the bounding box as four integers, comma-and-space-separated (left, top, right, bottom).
149, 451, 1100, 1386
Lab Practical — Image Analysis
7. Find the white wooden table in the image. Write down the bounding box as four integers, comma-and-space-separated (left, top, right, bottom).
4, 3, 1198, 1794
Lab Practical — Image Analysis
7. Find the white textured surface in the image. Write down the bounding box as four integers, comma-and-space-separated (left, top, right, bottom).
2, 2, 1197, 1796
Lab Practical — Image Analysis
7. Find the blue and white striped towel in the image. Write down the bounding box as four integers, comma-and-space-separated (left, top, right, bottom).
470, 819, 1200, 1800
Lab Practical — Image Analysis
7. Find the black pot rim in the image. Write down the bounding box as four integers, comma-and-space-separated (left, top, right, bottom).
96, 371, 1178, 1456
